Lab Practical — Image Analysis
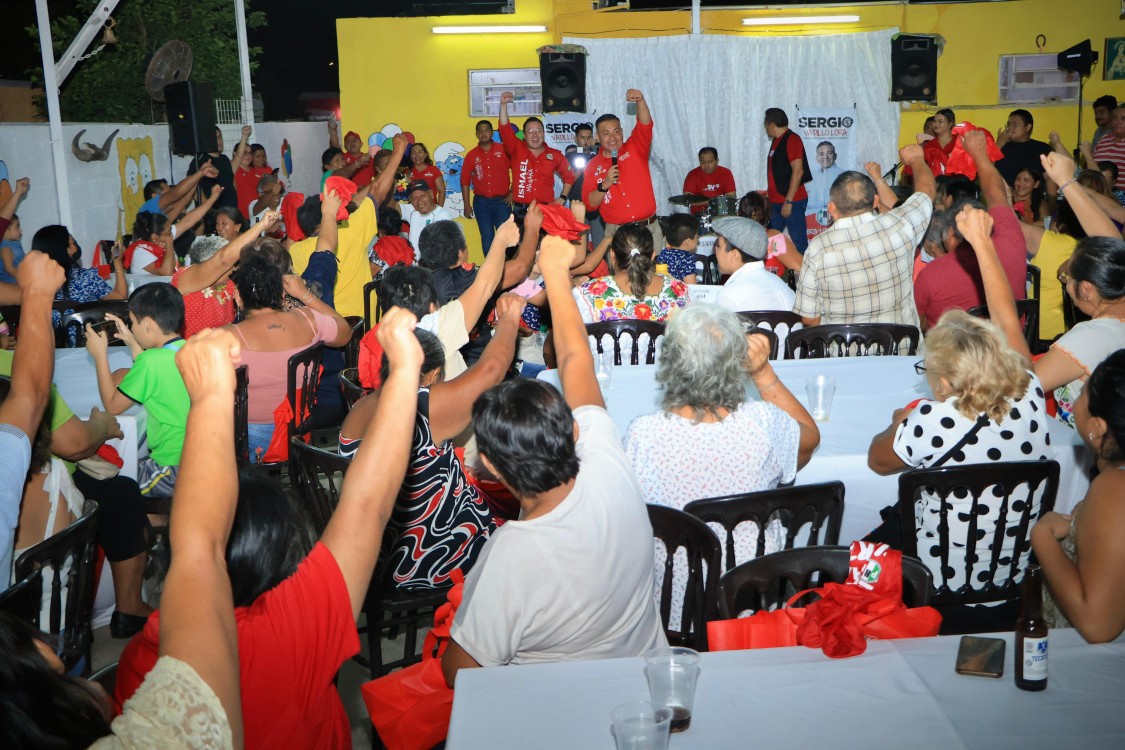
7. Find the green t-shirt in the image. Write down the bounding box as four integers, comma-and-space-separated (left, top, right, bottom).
0, 350, 75, 432
118, 339, 189, 467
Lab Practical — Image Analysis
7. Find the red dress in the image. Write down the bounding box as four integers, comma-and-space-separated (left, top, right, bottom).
410, 165, 444, 195
171, 267, 236, 338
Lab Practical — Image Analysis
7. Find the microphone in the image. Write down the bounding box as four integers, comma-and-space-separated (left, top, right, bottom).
611, 150, 618, 166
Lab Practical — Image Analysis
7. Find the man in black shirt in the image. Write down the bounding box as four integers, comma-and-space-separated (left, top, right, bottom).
187, 126, 239, 211
995, 109, 1052, 186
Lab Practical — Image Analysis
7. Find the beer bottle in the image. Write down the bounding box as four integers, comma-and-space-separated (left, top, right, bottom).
1015, 564, 1048, 691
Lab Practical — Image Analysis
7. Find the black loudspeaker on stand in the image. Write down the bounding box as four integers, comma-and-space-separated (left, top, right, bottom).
540, 50, 587, 113
164, 81, 218, 155
890, 35, 938, 103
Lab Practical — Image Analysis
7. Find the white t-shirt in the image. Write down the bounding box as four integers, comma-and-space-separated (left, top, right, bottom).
625, 402, 800, 627
1050, 317, 1125, 427
0, 426, 31, 583
892, 372, 1051, 593
418, 298, 469, 381
402, 204, 456, 260
715, 262, 796, 313
450, 405, 668, 666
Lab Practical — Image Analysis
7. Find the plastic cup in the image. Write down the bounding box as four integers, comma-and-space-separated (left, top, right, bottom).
610, 701, 672, 750
805, 374, 837, 422
643, 647, 701, 734
595, 350, 615, 393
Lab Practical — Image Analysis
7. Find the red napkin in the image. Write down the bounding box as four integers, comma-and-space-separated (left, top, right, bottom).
280, 192, 306, 242
95, 444, 124, 469
944, 122, 1004, 180
537, 202, 589, 241
324, 177, 357, 221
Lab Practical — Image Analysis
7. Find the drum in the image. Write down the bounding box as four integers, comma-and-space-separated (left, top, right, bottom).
709, 195, 736, 217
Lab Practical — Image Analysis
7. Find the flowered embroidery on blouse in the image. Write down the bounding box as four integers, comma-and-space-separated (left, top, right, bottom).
578, 276, 689, 322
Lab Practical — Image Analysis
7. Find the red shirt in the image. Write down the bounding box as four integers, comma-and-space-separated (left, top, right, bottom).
234, 166, 273, 219
767, 131, 808, 204
344, 151, 374, 186
582, 120, 657, 225
115, 543, 358, 750
172, 268, 237, 339
683, 165, 736, 214
464, 143, 512, 198
500, 126, 575, 205
410, 165, 444, 195
124, 239, 165, 271
913, 205, 1027, 326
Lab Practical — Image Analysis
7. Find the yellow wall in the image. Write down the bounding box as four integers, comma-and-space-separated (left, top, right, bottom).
339, 0, 1125, 258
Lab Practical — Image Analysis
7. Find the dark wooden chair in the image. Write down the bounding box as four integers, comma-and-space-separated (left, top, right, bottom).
738, 310, 805, 361
1062, 281, 1091, 331
55, 301, 130, 348
718, 546, 933, 620
647, 504, 722, 652
288, 440, 449, 677
968, 298, 1041, 353
338, 367, 371, 410
330, 315, 364, 370
363, 278, 382, 331
897, 460, 1059, 634
0, 567, 43, 622
90, 662, 118, 696
784, 323, 897, 359
586, 320, 667, 365
252, 342, 325, 479
782, 269, 798, 292
1026, 264, 1041, 301
234, 364, 250, 465
869, 323, 921, 355
12, 500, 100, 675
684, 481, 845, 573
692, 253, 720, 285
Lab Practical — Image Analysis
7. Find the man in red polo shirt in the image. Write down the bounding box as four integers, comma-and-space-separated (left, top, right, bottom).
683, 146, 736, 215
913, 129, 1027, 330
499, 92, 574, 222
342, 130, 375, 186
462, 119, 513, 254
764, 107, 811, 255
582, 89, 662, 248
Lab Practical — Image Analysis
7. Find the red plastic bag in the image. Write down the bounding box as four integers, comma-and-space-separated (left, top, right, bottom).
362, 572, 464, 750
259, 366, 322, 464
943, 122, 1004, 179
707, 605, 806, 651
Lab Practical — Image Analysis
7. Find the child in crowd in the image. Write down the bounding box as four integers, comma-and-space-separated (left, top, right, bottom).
369, 205, 414, 275
0, 214, 23, 285
0, 309, 12, 350
656, 213, 699, 284
85, 283, 190, 498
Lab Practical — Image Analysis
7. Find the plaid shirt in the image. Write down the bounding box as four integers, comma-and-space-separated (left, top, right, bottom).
793, 191, 932, 326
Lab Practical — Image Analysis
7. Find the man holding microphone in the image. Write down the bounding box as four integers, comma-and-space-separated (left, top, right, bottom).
582, 89, 662, 248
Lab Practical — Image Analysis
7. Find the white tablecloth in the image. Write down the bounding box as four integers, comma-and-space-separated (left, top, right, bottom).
448, 629, 1125, 750
539, 357, 1090, 543
52, 348, 147, 480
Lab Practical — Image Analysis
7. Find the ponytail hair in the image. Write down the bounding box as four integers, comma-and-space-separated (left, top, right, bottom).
132, 211, 168, 242
1086, 349, 1125, 462
610, 223, 655, 300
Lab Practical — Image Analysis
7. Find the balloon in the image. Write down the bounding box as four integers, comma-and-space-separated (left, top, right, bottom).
401, 131, 415, 146
373, 133, 386, 148
491, 132, 501, 143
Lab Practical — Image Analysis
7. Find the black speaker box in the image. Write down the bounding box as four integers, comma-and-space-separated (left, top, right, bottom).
540, 52, 586, 113
1058, 39, 1097, 77
164, 81, 218, 155
891, 35, 938, 103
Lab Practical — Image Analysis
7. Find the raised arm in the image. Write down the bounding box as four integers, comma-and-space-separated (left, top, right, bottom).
539, 234, 602, 409
865, 161, 901, 209
746, 333, 819, 468
100, 253, 128, 300
0, 177, 28, 223
961, 130, 1005, 210
327, 116, 341, 150
0, 252, 64, 435
177, 211, 278, 293
372, 134, 409, 206
428, 294, 523, 443
164, 328, 244, 747
1041, 152, 1121, 238
900, 143, 935, 202
499, 202, 543, 289
173, 184, 223, 238
232, 125, 252, 172
627, 88, 651, 127
320, 308, 420, 617
457, 214, 520, 330
159, 164, 218, 217
956, 206, 1032, 365
85, 321, 138, 416
498, 91, 512, 129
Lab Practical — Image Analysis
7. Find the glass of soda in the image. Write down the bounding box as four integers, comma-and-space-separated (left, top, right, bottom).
643, 647, 701, 733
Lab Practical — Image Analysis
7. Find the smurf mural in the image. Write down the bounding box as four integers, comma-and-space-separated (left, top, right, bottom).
368, 124, 468, 217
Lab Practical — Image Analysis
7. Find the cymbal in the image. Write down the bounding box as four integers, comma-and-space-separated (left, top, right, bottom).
668, 193, 708, 206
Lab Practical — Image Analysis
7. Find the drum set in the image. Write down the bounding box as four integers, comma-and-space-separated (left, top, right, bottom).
668, 193, 736, 235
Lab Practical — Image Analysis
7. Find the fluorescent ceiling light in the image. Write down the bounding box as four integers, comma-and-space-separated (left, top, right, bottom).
432, 25, 547, 34
742, 15, 860, 26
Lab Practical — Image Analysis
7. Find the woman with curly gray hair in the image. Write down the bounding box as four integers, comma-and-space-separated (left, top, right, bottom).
624, 304, 819, 621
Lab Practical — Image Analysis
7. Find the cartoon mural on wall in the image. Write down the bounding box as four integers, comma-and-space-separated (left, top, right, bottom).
117, 135, 155, 233
0, 161, 12, 210
368, 124, 468, 217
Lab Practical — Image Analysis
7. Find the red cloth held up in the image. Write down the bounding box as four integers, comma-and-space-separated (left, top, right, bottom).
324, 177, 358, 221
537, 202, 590, 241
944, 122, 1004, 180
280, 192, 306, 243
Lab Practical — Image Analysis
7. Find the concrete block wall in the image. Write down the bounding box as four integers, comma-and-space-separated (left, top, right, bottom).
0, 120, 329, 265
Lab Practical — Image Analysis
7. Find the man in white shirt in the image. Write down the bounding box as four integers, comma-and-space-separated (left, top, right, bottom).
442, 234, 667, 684
712, 216, 795, 313
401, 180, 455, 259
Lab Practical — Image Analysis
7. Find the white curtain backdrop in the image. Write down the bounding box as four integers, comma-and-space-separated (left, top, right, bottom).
562, 30, 902, 214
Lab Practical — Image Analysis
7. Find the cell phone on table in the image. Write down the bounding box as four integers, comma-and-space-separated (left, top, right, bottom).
955, 635, 1005, 678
